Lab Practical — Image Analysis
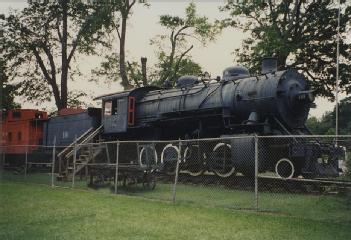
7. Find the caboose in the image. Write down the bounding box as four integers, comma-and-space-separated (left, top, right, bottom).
1, 109, 48, 166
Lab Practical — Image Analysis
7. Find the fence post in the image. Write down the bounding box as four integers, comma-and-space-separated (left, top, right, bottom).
24, 146, 28, 178
0, 145, 6, 173
254, 135, 259, 211
172, 140, 181, 204
0, 146, 3, 174
114, 142, 120, 194
3, 146, 6, 173
51, 137, 56, 187
136, 142, 140, 165
72, 136, 77, 188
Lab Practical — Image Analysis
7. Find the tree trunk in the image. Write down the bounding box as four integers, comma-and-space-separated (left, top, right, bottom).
60, 0, 68, 110
160, 36, 176, 83
52, 83, 62, 111
119, 16, 130, 89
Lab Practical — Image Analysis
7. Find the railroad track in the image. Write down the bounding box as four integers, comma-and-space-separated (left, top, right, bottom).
155, 172, 351, 194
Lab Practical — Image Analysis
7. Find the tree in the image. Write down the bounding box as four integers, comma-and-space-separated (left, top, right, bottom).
306, 96, 351, 135
91, 54, 149, 87
151, 3, 219, 86
92, 2, 214, 88
116, 0, 138, 89
0, 59, 20, 111
150, 57, 202, 86
98, 0, 148, 89
1, 0, 114, 110
221, 0, 351, 99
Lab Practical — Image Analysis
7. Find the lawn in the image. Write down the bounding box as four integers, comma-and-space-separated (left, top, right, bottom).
2, 171, 351, 223
0, 181, 351, 240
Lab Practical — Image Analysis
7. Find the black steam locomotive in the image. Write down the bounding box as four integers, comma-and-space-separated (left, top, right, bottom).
95, 58, 343, 179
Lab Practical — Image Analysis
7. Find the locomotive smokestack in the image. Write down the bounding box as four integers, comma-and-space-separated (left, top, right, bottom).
261, 57, 277, 74
141, 57, 147, 86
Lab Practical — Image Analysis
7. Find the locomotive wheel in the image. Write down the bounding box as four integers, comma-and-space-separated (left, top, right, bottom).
182, 145, 204, 177
211, 143, 236, 178
139, 146, 158, 167
161, 144, 180, 175
275, 158, 295, 179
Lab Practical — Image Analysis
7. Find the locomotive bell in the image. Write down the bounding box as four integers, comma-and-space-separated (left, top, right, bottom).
222, 66, 250, 81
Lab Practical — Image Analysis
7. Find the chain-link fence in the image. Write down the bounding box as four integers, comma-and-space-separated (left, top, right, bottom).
256, 135, 351, 222
1, 135, 351, 222
0, 145, 56, 186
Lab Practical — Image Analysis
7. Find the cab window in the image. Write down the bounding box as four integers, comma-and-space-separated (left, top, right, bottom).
112, 100, 118, 115
104, 101, 112, 116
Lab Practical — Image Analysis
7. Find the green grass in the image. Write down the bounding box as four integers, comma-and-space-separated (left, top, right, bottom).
1, 181, 351, 240
2, 171, 351, 224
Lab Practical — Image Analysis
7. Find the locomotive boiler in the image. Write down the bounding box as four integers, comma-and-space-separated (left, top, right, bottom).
96, 58, 343, 179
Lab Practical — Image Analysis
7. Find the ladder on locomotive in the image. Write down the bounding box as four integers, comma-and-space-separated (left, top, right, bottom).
57, 125, 105, 180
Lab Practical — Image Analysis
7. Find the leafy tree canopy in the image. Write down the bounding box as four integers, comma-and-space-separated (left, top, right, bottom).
306, 96, 351, 135
150, 57, 203, 87
93, 2, 217, 89
91, 53, 149, 88
1, 0, 114, 110
221, 0, 351, 99
151, 2, 220, 86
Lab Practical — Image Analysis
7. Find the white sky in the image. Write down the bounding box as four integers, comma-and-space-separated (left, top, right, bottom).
0, 0, 345, 118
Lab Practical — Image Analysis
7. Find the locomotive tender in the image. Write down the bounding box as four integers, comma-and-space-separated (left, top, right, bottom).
96, 58, 344, 179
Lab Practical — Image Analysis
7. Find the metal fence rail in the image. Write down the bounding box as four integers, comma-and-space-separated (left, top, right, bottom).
1, 135, 350, 221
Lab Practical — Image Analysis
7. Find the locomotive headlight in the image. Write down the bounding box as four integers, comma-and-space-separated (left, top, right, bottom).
295, 90, 314, 103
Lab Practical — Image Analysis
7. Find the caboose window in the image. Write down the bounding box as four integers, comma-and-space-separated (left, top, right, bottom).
8, 132, 12, 142
12, 111, 21, 119
112, 100, 118, 115
18, 132, 22, 141
104, 101, 112, 116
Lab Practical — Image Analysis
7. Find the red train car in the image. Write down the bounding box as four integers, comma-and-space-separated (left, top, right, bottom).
1, 109, 48, 154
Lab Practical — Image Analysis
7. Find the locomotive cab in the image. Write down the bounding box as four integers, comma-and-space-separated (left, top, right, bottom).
95, 86, 161, 136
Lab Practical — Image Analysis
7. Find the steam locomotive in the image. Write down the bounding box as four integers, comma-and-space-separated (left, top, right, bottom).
1, 58, 343, 180
95, 58, 344, 179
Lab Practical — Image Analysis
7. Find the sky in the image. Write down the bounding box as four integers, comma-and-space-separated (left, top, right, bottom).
0, 0, 345, 118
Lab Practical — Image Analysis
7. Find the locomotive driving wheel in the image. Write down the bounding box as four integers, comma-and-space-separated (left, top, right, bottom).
139, 145, 158, 167
183, 144, 204, 177
161, 144, 180, 175
211, 142, 236, 178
